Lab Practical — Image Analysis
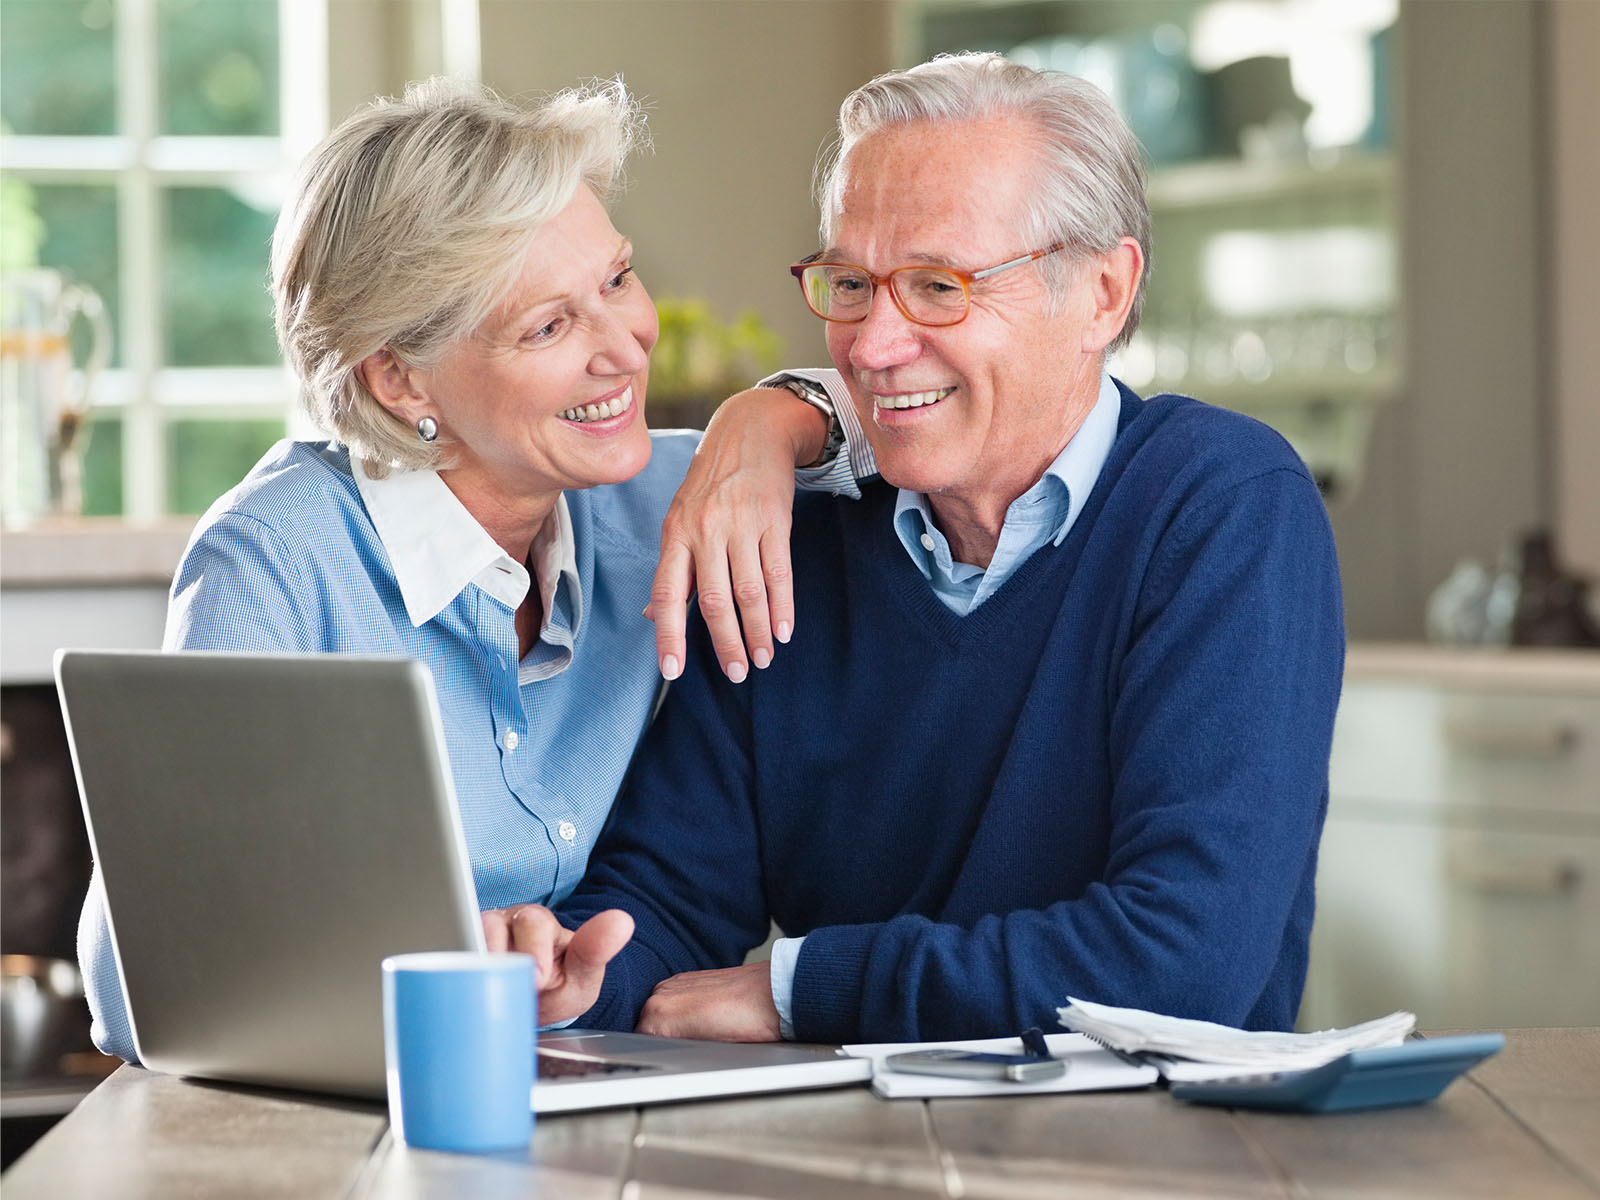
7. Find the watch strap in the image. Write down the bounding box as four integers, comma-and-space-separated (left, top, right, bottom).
765, 375, 844, 467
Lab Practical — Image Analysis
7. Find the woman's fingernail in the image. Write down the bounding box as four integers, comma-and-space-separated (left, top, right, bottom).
725, 660, 748, 684
753, 648, 772, 669
776, 621, 792, 643
661, 655, 680, 680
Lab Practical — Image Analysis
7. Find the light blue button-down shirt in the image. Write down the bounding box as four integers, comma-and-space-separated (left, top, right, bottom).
890, 371, 1122, 615
79, 410, 868, 1062
767, 372, 1123, 1035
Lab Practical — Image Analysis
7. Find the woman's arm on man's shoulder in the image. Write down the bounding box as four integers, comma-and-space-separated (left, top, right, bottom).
647, 369, 874, 685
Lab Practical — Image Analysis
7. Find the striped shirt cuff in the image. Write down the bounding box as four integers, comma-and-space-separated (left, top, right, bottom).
760, 369, 877, 498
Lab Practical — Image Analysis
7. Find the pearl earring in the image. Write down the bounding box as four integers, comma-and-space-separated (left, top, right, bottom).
416, 416, 438, 443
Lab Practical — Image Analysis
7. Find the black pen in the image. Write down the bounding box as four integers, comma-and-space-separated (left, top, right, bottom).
1021, 1026, 1052, 1059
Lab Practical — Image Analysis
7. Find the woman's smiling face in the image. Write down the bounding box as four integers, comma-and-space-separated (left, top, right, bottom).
418, 185, 659, 506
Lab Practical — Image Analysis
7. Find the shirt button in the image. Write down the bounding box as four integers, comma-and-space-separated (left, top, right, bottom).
919, 533, 936, 552
503, 730, 519, 751
558, 821, 577, 843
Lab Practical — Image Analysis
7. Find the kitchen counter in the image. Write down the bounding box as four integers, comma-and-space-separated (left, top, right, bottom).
0, 519, 196, 587
1346, 642, 1600, 692
3, 1027, 1596, 1198
0, 520, 194, 684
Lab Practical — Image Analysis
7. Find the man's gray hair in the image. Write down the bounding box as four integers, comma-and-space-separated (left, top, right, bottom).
816, 52, 1149, 351
271, 76, 647, 475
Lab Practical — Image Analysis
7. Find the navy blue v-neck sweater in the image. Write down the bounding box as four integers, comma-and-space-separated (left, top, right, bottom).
563, 387, 1345, 1041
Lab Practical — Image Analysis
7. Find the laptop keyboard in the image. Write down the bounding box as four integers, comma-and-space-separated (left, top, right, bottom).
537, 1054, 657, 1080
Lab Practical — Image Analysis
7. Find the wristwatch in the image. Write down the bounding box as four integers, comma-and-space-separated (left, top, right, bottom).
763, 375, 843, 468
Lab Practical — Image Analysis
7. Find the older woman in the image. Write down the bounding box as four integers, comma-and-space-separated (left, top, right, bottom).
78, 77, 865, 1062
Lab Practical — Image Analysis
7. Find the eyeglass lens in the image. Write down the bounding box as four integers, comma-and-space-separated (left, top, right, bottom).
799, 265, 969, 325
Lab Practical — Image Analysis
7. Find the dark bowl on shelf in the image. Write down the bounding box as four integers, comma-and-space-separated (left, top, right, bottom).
1, 956, 88, 1081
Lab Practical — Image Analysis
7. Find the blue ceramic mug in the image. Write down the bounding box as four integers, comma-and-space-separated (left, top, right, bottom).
381, 951, 535, 1152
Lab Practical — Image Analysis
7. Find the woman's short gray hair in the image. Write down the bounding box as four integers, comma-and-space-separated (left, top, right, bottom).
816, 52, 1150, 351
271, 76, 647, 474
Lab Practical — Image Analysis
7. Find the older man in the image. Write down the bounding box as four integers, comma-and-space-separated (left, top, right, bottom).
500, 53, 1344, 1043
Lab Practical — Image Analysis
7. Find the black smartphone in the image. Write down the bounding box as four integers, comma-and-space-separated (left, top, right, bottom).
884, 1048, 1067, 1083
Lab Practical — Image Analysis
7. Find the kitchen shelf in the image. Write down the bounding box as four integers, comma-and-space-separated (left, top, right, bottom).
1146, 152, 1393, 212
1173, 368, 1400, 410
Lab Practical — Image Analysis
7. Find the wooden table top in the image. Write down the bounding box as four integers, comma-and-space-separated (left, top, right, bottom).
4, 1027, 1596, 1198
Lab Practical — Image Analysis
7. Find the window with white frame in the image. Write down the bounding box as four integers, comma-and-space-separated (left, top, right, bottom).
1, 0, 327, 519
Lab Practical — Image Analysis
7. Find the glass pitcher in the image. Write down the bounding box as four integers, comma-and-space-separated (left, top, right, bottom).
0, 268, 112, 526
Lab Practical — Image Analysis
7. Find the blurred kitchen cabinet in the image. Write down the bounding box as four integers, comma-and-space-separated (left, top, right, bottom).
1300, 645, 1600, 1031
1130, 152, 1396, 501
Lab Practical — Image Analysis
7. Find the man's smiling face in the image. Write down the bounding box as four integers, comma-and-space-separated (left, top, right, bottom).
823, 116, 1106, 515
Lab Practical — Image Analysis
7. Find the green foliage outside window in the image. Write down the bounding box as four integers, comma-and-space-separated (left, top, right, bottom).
0, 171, 46, 270
167, 417, 284, 514
163, 186, 279, 367
158, 0, 278, 136
32, 183, 122, 367
0, 0, 117, 136
80, 417, 123, 517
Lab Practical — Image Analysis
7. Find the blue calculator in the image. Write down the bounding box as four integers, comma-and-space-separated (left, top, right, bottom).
1168, 1033, 1505, 1113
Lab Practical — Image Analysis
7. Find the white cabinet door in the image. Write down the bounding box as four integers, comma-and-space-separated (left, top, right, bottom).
1303, 813, 1600, 1030
1305, 651, 1600, 1031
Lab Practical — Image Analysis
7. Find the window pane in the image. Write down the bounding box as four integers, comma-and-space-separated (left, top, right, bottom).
162, 185, 278, 367
166, 416, 283, 514
158, 0, 279, 136
0, 0, 116, 136
80, 412, 123, 517
31, 183, 121, 368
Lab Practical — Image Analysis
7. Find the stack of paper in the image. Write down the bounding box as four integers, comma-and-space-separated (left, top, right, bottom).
1056, 997, 1416, 1082
842, 1031, 1159, 1099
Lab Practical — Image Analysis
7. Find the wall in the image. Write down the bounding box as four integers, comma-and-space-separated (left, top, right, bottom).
1328, 0, 1547, 639
1547, 0, 1600, 579
327, 0, 447, 119
476, 0, 893, 371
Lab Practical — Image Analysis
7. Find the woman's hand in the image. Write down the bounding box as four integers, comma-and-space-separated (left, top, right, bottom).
649, 388, 827, 682
480, 905, 634, 1027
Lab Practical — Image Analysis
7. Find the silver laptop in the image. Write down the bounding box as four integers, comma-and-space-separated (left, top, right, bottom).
55, 649, 869, 1112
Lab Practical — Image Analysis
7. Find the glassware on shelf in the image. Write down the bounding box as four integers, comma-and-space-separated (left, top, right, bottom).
1231, 328, 1272, 382
1124, 305, 1394, 396
0, 268, 112, 526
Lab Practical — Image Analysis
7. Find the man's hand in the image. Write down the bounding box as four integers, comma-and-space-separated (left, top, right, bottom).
480, 905, 634, 1027
635, 961, 782, 1042
648, 387, 828, 683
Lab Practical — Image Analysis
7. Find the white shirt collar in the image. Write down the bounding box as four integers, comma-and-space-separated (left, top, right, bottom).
352, 458, 579, 637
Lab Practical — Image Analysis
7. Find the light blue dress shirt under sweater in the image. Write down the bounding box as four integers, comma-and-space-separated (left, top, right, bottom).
767, 371, 1122, 1036
79, 410, 866, 1062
